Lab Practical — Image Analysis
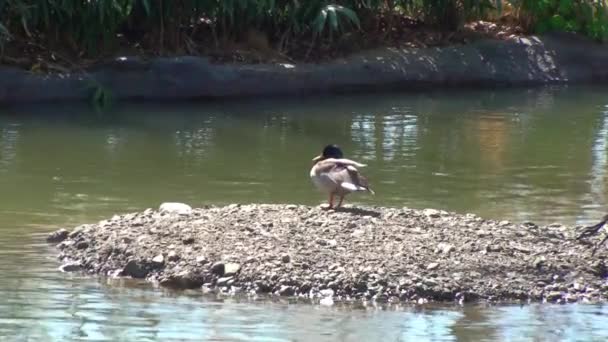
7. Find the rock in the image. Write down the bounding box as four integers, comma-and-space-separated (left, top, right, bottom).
546, 291, 562, 302
122, 260, 148, 279
159, 202, 192, 215
281, 254, 291, 263
565, 293, 578, 303
196, 256, 207, 264
210, 262, 225, 275
152, 254, 165, 265
59, 262, 81, 272
75, 241, 89, 250
485, 244, 502, 252
437, 243, 455, 254
224, 263, 241, 276
423, 209, 441, 218
167, 251, 180, 261
320, 289, 334, 297
278, 285, 295, 296
320, 297, 334, 306
161, 270, 205, 289
532, 256, 546, 269
427, 262, 440, 271
182, 236, 195, 244
217, 276, 234, 287
47, 229, 69, 243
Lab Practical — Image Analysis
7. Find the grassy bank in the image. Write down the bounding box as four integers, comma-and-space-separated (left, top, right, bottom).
1, 1, 608, 72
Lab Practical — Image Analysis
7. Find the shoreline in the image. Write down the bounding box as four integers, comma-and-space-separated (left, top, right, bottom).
47, 202, 608, 305
2, 32, 608, 104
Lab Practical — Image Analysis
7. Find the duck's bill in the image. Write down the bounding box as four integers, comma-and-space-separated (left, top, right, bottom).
312, 155, 323, 163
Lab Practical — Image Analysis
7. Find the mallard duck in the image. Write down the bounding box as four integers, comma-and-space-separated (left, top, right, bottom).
577, 214, 608, 255
309, 144, 375, 209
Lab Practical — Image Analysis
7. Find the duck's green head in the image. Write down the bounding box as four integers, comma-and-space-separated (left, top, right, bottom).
312, 144, 344, 163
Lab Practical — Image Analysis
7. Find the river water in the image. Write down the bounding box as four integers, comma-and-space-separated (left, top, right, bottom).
1, 86, 608, 341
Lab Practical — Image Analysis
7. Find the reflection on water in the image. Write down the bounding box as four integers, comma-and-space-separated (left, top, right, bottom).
2, 86, 608, 340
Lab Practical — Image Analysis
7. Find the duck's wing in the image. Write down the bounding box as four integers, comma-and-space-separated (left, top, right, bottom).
321, 160, 374, 194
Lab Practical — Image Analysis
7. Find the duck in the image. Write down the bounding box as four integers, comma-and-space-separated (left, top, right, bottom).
577, 214, 608, 255
309, 144, 375, 209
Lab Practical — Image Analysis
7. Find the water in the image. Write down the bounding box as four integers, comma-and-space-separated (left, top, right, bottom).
1, 86, 608, 341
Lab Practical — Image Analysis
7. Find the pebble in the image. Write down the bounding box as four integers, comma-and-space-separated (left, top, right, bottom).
159, 202, 192, 215
47, 229, 69, 243
152, 254, 165, 265
427, 263, 439, 271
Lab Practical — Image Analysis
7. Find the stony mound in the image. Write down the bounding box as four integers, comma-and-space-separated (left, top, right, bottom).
47, 203, 608, 304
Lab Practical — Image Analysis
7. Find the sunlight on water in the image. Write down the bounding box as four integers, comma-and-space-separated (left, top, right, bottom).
2, 86, 608, 340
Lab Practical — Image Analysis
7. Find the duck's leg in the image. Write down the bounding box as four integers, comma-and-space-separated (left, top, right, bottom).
323, 193, 334, 210
336, 195, 345, 208
592, 234, 608, 256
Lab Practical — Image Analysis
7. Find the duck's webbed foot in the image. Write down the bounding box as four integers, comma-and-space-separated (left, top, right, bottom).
577, 220, 607, 240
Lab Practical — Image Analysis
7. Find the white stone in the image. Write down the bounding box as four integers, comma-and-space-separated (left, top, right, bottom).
159, 202, 192, 215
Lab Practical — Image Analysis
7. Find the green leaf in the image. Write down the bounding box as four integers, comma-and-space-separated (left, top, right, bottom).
335, 5, 360, 29
328, 6, 338, 31
312, 9, 327, 34
141, 0, 151, 15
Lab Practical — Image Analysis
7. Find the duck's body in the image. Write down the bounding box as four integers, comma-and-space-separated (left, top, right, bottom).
309, 145, 374, 209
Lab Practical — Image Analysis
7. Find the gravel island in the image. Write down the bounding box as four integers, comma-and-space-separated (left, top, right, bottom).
47, 203, 608, 305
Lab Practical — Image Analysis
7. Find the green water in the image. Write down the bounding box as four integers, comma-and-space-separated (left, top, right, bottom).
1, 86, 608, 341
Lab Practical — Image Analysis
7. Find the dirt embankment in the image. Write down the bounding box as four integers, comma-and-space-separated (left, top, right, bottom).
47, 202, 608, 305
2, 32, 608, 104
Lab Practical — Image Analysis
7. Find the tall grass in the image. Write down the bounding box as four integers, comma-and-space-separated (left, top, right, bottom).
0, 1, 606, 58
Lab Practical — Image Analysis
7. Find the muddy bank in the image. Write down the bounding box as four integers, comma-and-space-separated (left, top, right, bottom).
48, 203, 608, 304
2, 33, 608, 104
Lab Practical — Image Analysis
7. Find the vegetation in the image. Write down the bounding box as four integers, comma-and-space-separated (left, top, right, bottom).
0, 1, 607, 65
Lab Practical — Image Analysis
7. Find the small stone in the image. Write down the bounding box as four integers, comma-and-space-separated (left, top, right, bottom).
499, 220, 510, 226
281, 254, 291, 263
278, 285, 295, 296
167, 251, 180, 261
437, 243, 454, 254
485, 244, 502, 252
59, 262, 81, 272
320, 289, 334, 297
565, 294, 578, 303
423, 209, 440, 218
210, 262, 225, 275
217, 276, 233, 287
476, 230, 489, 238
152, 254, 165, 265
533, 256, 546, 269
47, 229, 69, 243
76, 241, 89, 250
423, 278, 438, 287
159, 202, 192, 215
196, 256, 207, 264
182, 236, 195, 245
122, 260, 148, 279
224, 263, 241, 276
320, 297, 334, 306
546, 291, 562, 301
427, 263, 439, 270
286, 205, 297, 210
